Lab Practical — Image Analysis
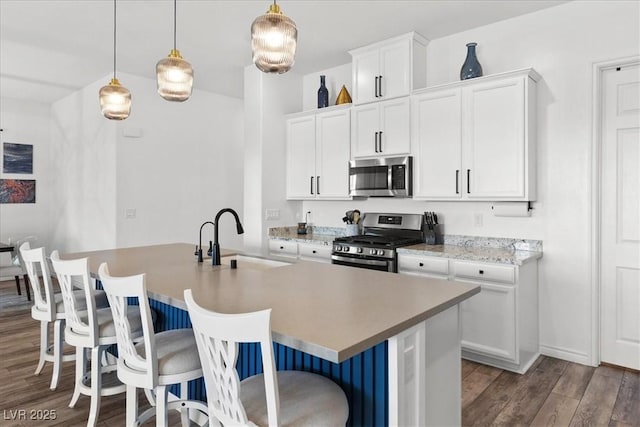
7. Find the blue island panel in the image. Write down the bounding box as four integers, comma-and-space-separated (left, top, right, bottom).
149, 298, 389, 427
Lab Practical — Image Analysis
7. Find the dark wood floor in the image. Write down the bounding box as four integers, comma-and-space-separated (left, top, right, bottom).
1, 279, 638, 426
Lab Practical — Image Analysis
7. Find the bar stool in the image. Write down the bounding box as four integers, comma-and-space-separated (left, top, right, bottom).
19, 242, 108, 390
98, 263, 208, 427
50, 251, 144, 427
184, 289, 349, 427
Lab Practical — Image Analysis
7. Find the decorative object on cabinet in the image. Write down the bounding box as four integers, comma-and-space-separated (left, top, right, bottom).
99, 0, 131, 120
0, 179, 35, 203
335, 85, 352, 105
251, 0, 297, 74
317, 75, 329, 108
460, 42, 483, 80
3, 143, 33, 174
349, 32, 428, 105
156, 0, 193, 102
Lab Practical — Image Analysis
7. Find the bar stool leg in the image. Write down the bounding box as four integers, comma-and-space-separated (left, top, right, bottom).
34, 321, 48, 375
50, 319, 64, 390
87, 346, 103, 427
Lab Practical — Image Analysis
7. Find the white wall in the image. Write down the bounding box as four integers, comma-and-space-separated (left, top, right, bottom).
114, 73, 244, 251
0, 97, 52, 255
50, 72, 245, 254
244, 66, 303, 254
300, 0, 640, 365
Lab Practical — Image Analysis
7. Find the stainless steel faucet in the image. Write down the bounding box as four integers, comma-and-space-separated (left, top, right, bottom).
212, 208, 244, 265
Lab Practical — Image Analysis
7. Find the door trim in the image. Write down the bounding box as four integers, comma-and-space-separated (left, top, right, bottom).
590, 55, 640, 367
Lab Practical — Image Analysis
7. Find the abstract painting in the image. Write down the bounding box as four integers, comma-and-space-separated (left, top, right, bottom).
3, 143, 33, 174
0, 179, 36, 203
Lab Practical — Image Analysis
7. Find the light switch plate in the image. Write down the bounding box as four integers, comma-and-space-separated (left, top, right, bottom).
265, 209, 280, 220
125, 208, 137, 219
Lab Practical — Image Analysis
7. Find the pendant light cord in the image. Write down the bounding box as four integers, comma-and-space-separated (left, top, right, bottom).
113, 0, 117, 79
173, 0, 177, 50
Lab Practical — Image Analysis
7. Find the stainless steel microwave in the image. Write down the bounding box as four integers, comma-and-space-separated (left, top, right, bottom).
349, 156, 413, 197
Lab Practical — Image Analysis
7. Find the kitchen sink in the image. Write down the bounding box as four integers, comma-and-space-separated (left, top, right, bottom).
219, 254, 290, 271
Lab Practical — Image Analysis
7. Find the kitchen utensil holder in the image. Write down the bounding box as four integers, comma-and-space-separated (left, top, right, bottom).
345, 224, 359, 236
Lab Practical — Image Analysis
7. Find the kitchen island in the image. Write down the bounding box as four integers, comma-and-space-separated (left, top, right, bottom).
65, 243, 479, 426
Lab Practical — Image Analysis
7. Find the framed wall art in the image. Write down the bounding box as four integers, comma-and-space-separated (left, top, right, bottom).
0, 179, 36, 203
3, 142, 33, 174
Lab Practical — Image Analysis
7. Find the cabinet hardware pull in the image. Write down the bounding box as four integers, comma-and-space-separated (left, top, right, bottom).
378, 75, 383, 97
467, 169, 471, 194
310, 176, 314, 195
375, 76, 379, 97
379, 131, 383, 152
479, 270, 484, 274
280, 246, 284, 250
456, 170, 460, 194
419, 262, 424, 267
317, 176, 320, 195
375, 132, 379, 152
312, 250, 317, 254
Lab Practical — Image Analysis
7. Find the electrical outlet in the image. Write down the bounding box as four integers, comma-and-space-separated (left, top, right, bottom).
474, 213, 483, 227
265, 209, 280, 220
125, 208, 136, 219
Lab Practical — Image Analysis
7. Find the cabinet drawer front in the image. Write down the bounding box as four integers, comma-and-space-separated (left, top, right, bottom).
398, 254, 449, 276
298, 243, 332, 262
452, 261, 515, 284
268, 240, 298, 257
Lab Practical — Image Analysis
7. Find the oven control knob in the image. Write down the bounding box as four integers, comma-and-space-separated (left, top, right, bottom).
378, 250, 384, 257
335, 246, 342, 252
357, 247, 363, 254
369, 249, 375, 255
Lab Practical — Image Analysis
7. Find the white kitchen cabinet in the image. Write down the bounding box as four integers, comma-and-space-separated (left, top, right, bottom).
397, 253, 539, 374
298, 242, 332, 263
286, 106, 351, 200
268, 240, 298, 258
350, 32, 428, 105
351, 97, 411, 158
412, 68, 539, 201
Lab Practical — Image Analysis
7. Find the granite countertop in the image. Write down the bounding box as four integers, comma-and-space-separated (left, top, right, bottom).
268, 226, 346, 245
62, 243, 479, 363
398, 243, 542, 266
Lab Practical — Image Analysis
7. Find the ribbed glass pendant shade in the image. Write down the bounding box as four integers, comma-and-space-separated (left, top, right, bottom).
99, 79, 131, 121
157, 49, 193, 102
251, 2, 297, 74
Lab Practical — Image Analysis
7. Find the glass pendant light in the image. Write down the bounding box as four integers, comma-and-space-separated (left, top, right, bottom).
251, 0, 297, 74
156, 0, 193, 102
99, 0, 131, 120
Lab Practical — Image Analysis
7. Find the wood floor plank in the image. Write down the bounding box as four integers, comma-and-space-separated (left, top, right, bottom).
610, 370, 640, 425
530, 391, 580, 427
462, 359, 480, 379
462, 370, 529, 426
492, 357, 569, 426
569, 371, 623, 427
462, 369, 499, 409
552, 363, 596, 399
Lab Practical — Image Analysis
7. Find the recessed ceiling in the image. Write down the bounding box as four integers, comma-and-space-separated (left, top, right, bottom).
1, 0, 571, 103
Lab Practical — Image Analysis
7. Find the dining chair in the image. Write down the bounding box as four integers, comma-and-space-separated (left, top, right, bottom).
98, 263, 208, 427
19, 242, 108, 390
1, 236, 33, 300
184, 289, 349, 427
50, 251, 144, 427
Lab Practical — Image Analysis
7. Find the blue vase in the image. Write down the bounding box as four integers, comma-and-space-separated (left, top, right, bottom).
317, 75, 329, 108
460, 42, 483, 80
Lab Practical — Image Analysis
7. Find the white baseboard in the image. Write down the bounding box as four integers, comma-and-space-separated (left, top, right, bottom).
539, 344, 594, 366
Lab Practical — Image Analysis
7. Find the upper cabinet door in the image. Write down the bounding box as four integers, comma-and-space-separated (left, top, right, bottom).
464, 77, 527, 199
316, 109, 351, 199
351, 103, 380, 158
379, 97, 411, 156
286, 115, 316, 199
379, 39, 412, 101
413, 89, 462, 199
352, 50, 380, 105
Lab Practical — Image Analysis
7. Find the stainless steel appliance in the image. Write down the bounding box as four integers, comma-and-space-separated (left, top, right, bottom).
349, 156, 412, 197
331, 212, 424, 272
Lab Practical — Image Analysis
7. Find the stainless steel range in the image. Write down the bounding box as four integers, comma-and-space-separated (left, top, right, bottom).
331, 213, 425, 272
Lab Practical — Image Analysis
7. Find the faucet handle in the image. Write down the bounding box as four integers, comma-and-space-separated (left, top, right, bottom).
194, 245, 198, 256
207, 240, 213, 257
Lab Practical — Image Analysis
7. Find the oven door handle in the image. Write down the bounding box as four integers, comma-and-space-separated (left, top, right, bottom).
331, 254, 390, 267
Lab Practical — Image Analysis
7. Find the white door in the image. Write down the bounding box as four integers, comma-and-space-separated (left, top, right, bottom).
412, 89, 462, 199
352, 50, 379, 105
379, 38, 411, 100
601, 63, 640, 370
464, 77, 526, 199
316, 109, 351, 199
286, 115, 316, 199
